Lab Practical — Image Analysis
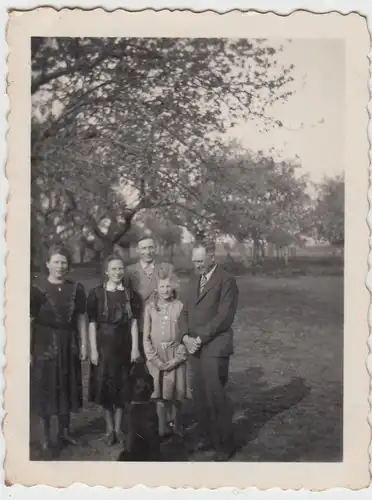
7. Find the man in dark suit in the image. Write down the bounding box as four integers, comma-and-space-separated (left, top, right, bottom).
178, 242, 239, 461
126, 235, 174, 354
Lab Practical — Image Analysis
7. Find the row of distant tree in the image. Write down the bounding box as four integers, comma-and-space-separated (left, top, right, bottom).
31, 37, 344, 267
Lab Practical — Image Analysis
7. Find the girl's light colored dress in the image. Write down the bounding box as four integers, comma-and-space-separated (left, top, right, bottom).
143, 299, 190, 401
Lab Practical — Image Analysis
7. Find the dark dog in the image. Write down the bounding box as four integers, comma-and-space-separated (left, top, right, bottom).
118, 362, 161, 462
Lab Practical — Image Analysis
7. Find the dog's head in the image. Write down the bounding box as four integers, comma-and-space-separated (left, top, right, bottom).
129, 362, 154, 402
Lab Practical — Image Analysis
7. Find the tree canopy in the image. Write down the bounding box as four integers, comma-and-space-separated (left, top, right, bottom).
31, 37, 296, 262
31, 37, 343, 267
312, 175, 344, 245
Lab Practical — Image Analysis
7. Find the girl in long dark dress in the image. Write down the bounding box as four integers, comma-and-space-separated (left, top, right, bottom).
30, 245, 88, 455
87, 254, 141, 445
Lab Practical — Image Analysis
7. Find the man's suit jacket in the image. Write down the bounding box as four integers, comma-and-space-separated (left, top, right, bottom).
178, 265, 239, 358
126, 259, 174, 332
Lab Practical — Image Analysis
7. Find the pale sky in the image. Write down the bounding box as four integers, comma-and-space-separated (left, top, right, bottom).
226, 39, 345, 182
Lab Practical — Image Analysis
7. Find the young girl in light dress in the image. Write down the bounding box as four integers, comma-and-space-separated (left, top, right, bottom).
143, 270, 190, 438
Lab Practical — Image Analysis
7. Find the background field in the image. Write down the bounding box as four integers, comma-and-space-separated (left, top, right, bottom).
30, 264, 343, 462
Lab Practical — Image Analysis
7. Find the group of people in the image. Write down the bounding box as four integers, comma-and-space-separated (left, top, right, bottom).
30, 235, 239, 462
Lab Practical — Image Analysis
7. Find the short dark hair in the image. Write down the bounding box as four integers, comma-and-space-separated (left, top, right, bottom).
192, 240, 216, 255
137, 234, 156, 246
101, 253, 127, 318
46, 244, 72, 266
102, 253, 125, 274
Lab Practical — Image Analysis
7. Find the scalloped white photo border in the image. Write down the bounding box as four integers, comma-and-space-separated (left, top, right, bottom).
1, 1, 371, 498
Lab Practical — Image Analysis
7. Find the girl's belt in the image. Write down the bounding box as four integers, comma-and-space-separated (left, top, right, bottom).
160, 341, 175, 349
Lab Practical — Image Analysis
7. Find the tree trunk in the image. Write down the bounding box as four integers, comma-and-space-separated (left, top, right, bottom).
115, 244, 130, 263
169, 244, 174, 262
30, 231, 40, 270
259, 240, 265, 265
102, 240, 114, 259
94, 249, 102, 262
284, 246, 289, 267
253, 238, 260, 266
194, 231, 205, 243
76, 241, 85, 264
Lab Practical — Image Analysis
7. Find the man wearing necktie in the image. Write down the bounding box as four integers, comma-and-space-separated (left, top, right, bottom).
178, 242, 239, 461
198, 273, 208, 294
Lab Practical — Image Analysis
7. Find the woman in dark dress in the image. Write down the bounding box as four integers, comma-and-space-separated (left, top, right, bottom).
30, 245, 88, 455
87, 254, 141, 445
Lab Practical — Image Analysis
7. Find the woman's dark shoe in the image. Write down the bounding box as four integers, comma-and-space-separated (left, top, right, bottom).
40, 440, 50, 451
40, 447, 54, 460
116, 431, 126, 445
159, 431, 173, 444
40, 441, 51, 455
60, 432, 79, 446
169, 421, 184, 438
39, 440, 53, 459
105, 431, 117, 446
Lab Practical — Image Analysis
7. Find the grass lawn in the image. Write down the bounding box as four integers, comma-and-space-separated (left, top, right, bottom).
30, 272, 343, 462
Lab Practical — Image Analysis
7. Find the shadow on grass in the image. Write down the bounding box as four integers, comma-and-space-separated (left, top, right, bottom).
178, 366, 311, 462
30, 367, 313, 462
230, 367, 311, 454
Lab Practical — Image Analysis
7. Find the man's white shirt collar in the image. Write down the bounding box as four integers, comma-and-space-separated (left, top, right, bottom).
204, 264, 217, 281
141, 260, 155, 270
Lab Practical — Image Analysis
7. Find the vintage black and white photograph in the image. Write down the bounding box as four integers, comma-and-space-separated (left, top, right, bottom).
4, 8, 370, 489
29, 33, 346, 464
